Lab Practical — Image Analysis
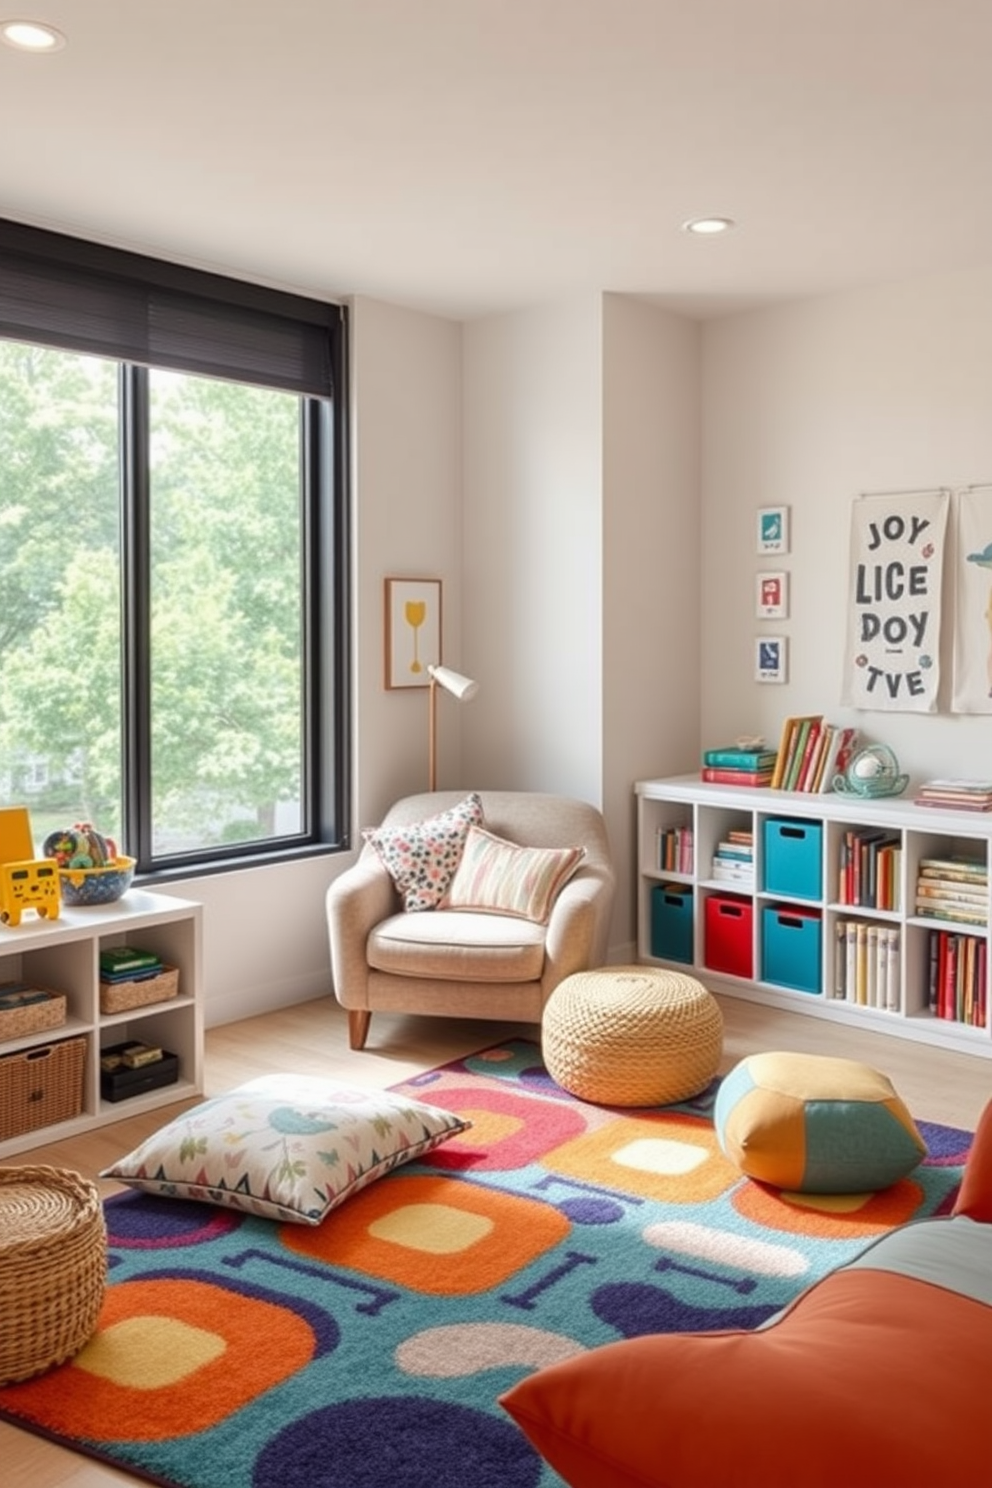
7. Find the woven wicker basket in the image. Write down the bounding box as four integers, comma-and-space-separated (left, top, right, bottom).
0, 988, 66, 1042
0, 1036, 86, 1142
99, 963, 179, 1015
0, 1165, 107, 1384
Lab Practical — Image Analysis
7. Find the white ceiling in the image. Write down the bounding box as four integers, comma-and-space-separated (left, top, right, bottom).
2, 0, 990, 321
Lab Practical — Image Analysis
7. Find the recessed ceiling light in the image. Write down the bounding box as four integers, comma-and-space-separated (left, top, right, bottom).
1, 18, 66, 51
682, 217, 736, 236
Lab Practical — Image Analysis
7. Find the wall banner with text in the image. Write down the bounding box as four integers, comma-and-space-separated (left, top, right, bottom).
951, 485, 992, 714
841, 489, 949, 713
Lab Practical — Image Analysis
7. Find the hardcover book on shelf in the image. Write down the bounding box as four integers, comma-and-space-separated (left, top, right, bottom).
702, 747, 777, 771
700, 767, 774, 786
919, 856, 987, 879
783, 716, 822, 791
821, 726, 860, 790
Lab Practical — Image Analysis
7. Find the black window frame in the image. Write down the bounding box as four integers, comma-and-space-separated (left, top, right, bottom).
0, 217, 350, 879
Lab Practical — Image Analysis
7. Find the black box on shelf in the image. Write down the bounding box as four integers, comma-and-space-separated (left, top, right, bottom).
100, 1041, 179, 1103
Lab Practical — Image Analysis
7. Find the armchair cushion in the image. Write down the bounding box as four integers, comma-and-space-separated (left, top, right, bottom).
369, 910, 547, 982
440, 825, 585, 923
362, 791, 483, 910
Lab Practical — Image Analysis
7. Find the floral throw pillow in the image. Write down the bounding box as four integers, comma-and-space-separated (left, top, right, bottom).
363, 792, 484, 910
100, 1073, 472, 1225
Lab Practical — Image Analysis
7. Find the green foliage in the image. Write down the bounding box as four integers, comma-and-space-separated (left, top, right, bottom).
0, 343, 307, 854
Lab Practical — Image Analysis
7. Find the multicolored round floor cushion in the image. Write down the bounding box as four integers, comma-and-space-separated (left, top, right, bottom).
713, 1050, 926, 1192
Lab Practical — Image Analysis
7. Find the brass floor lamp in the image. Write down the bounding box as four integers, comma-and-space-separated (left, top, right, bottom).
427, 665, 480, 790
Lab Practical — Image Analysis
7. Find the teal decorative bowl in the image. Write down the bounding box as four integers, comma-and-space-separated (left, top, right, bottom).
59, 856, 136, 907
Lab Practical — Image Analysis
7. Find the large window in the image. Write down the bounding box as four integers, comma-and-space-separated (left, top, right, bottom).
0, 221, 348, 876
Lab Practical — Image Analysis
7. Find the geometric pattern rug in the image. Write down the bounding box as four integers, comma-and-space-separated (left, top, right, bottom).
0, 1039, 972, 1488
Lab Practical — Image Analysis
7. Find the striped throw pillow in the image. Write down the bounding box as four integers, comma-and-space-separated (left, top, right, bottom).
440, 825, 584, 923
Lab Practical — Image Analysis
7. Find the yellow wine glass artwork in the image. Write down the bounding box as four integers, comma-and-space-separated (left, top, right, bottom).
405, 599, 427, 675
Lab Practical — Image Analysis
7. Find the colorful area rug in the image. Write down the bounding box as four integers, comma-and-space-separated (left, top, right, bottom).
0, 1040, 972, 1488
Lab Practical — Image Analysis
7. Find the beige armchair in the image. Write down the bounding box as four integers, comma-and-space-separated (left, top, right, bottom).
326, 790, 615, 1050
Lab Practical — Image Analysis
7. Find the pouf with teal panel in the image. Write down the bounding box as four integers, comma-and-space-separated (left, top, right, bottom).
714, 1050, 926, 1192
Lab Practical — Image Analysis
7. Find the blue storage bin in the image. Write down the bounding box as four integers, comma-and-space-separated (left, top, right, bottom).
762, 905, 822, 994
651, 883, 693, 964
763, 818, 822, 901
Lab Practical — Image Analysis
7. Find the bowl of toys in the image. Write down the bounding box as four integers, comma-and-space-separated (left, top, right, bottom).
43, 823, 136, 907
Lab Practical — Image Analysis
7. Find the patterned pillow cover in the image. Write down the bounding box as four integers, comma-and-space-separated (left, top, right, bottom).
440, 825, 585, 923
100, 1072, 472, 1224
363, 792, 484, 910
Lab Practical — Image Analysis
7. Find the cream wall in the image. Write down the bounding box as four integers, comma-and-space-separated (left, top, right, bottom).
461, 298, 604, 801
460, 294, 701, 957
601, 294, 701, 952
700, 263, 992, 780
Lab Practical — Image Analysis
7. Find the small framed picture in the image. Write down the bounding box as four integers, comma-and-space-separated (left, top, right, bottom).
755, 636, 787, 683
384, 577, 442, 689
755, 570, 789, 619
756, 506, 790, 555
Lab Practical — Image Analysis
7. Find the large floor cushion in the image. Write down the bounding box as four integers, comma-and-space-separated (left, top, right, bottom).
541, 966, 723, 1106
499, 1098, 992, 1488
714, 1050, 926, 1192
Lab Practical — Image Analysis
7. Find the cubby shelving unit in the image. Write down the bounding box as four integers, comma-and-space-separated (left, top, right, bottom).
636, 775, 992, 1057
0, 888, 203, 1157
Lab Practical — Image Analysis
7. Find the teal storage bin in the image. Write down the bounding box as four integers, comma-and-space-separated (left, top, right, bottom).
762, 905, 822, 994
763, 818, 822, 901
651, 883, 693, 963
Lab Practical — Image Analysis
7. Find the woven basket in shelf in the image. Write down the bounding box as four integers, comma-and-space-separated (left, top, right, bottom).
0, 1165, 107, 1384
0, 989, 66, 1042
0, 1036, 87, 1143
99, 963, 179, 1015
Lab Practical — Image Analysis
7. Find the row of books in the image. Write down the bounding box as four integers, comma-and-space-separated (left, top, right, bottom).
769, 717, 860, 792
928, 927, 987, 1026
914, 856, 988, 928
656, 825, 693, 874
913, 779, 992, 813
832, 921, 900, 1010
837, 830, 901, 912
710, 831, 755, 886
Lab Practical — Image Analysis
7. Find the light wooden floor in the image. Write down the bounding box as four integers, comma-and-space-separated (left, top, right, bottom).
5, 993, 992, 1486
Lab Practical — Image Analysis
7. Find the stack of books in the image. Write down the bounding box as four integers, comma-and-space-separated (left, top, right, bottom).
914, 856, 989, 927
99, 946, 164, 983
769, 717, 860, 792
710, 831, 754, 886
701, 745, 776, 787
913, 780, 992, 812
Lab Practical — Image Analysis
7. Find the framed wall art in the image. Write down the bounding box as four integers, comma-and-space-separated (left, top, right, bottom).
755, 636, 788, 684
756, 506, 790, 555
755, 570, 789, 619
384, 577, 442, 689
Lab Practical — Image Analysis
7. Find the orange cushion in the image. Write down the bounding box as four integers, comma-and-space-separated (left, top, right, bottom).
952, 1097, 992, 1221
500, 1269, 992, 1488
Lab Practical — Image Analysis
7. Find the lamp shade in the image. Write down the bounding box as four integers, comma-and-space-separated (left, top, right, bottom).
428, 665, 479, 701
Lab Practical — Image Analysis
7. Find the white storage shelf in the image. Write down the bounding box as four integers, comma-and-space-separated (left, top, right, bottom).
637, 775, 992, 1058
0, 888, 203, 1157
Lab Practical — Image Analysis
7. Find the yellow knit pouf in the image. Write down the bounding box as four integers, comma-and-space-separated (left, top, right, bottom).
542, 966, 724, 1106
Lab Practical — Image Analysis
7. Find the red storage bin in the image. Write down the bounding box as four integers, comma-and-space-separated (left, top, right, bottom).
705, 894, 753, 978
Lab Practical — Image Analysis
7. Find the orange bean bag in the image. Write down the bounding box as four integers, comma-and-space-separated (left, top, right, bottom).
500, 1100, 992, 1488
